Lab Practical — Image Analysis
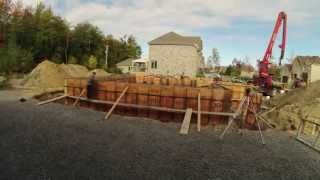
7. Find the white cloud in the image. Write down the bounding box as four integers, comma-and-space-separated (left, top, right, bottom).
19, 0, 320, 60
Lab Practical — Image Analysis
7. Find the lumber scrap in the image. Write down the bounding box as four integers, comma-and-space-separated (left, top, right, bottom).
73, 89, 86, 107
67, 95, 236, 116
105, 86, 128, 120
180, 108, 193, 135
197, 93, 201, 132
37, 95, 67, 106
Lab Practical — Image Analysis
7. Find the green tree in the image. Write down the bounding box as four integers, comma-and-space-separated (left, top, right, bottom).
105, 34, 141, 68
69, 23, 105, 66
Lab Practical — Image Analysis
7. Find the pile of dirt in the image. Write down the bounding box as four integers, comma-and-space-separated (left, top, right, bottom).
21, 60, 89, 92
60, 64, 89, 78
266, 80, 320, 130
89, 69, 109, 78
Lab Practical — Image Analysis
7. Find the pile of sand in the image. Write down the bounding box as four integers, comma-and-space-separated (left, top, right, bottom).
266, 80, 320, 130
22, 60, 89, 91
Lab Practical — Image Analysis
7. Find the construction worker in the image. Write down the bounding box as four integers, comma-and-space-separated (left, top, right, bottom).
87, 71, 96, 99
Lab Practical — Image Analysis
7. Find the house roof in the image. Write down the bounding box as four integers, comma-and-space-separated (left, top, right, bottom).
148, 32, 202, 50
282, 64, 292, 72
133, 58, 149, 63
241, 64, 255, 72
294, 56, 320, 66
116, 58, 133, 66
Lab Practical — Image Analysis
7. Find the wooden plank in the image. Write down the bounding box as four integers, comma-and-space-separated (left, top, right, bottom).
180, 108, 193, 135
37, 95, 67, 106
302, 119, 320, 126
296, 120, 305, 138
73, 89, 86, 107
67, 95, 236, 117
197, 93, 201, 132
313, 130, 320, 147
296, 137, 320, 153
105, 86, 128, 120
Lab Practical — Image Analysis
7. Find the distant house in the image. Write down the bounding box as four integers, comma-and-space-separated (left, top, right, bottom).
239, 64, 255, 79
132, 58, 149, 72
291, 56, 320, 84
148, 32, 205, 77
116, 58, 133, 73
213, 66, 228, 74
116, 58, 149, 73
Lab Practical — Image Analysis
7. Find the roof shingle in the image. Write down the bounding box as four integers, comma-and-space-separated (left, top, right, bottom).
148, 32, 202, 50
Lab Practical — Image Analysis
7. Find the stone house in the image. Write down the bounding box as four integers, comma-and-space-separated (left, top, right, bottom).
291, 56, 320, 84
148, 32, 205, 77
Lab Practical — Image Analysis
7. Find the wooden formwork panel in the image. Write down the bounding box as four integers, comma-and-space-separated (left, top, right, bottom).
65, 78, 262, 127
160, 86, 174, 122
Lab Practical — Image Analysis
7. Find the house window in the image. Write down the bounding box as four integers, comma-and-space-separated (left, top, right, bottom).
151, 61, 158, 69
282, 76, 288, 83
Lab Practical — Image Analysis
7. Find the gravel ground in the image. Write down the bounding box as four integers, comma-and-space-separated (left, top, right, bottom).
0, 90, 320, 180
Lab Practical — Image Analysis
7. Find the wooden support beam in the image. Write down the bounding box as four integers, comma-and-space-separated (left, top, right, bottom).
197, 93, 201, 132
104, 86, 128, 120
37, 95, 67, 106
180, 108, 193, 135
219, 96, 247, 139
248, 107, 274, 129
256, 115, 266, 145
67, 95, 236, 117
73, 89, 86, 107
219, 116, 234, 139
259, 107, 276, 117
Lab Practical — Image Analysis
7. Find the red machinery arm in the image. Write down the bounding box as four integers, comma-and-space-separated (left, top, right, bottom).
262, 11, 287, 66
259, 12, 287, 88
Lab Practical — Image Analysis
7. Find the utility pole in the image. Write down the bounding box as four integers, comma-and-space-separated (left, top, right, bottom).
105, 45, 109, 68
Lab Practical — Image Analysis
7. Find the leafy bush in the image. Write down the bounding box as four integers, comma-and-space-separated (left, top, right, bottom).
87, 55, 97, 70
68, 56, 78, 64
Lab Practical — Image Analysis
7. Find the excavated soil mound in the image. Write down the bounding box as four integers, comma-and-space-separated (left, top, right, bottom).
21, 60, 89, 91
266, 80, 320, 131
89, 69, 109, 78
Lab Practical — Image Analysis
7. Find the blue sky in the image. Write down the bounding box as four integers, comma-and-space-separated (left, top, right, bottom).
22, 0, 320, 66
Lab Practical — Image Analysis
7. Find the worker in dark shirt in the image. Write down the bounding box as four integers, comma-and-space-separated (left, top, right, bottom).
87, 72, 96, 99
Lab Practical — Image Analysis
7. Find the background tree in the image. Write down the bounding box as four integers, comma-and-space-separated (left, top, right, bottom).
105, 34, 141, 68
0, 1, 142, 74
207, 48, 220, 68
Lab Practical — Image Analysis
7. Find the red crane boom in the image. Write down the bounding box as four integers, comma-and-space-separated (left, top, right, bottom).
257, 11, 287, 89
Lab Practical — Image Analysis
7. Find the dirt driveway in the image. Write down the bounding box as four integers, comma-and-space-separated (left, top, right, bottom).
0, 90, 319, 180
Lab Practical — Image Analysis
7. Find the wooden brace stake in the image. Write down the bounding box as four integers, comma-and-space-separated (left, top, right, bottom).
104, 86, 128, 120
73, 89, 86, 107
37, 95, 67, 106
